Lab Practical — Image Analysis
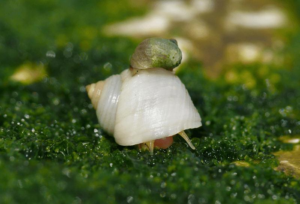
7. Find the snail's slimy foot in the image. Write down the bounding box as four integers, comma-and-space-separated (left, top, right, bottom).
138, 132, 195, 154
178, 131, 195, 150
138, 137, 173, 155
154, 136, 173, 149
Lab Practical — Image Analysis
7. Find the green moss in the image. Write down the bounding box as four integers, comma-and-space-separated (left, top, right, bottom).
0, 0, 300, 203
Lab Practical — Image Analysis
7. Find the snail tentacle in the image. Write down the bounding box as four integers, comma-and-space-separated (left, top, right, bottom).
178, 131, 195, 150
145, 140, 155, 155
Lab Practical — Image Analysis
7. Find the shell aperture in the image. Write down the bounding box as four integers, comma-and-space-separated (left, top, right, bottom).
130, 38, 182, 70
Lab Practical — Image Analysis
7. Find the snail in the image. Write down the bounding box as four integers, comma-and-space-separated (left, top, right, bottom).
86, 38, 202, 154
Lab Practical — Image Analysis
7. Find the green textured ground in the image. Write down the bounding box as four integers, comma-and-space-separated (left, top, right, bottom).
1, 0, 300, 203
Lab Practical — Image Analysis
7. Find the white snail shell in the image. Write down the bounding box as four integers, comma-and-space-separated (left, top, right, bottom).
86, 38, 201, 150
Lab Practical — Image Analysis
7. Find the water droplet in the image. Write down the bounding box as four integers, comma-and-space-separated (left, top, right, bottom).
80, 52, 88, 61
104, 62, 112, 70
188, 194, 195, 204
46, 50, 56, 58
80, 86, 86, 92
161, 182, 166, 188
160, 192, 166, 198
127, 196, 133, 203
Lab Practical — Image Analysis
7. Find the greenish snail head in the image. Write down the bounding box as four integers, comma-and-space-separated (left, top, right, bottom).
130, 38, 182, 70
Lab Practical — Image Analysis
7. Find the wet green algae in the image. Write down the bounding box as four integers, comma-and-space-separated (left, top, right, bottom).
1, 0, 300, 204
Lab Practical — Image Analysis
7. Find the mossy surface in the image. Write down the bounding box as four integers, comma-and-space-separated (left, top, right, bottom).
1, 0, 300, 204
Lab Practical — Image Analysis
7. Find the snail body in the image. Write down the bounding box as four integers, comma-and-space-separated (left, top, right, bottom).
86, 38, 201, 153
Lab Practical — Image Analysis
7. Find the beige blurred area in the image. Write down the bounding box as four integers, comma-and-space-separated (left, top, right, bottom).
103, 0, 289, 78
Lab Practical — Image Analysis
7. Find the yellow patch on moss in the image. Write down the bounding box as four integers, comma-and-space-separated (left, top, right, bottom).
225, 70, 239, 83
10, 62, 47, 85
81, 27, 98, 40
270, 73, 281, 84
258, 66, 269, 77
232, 161, 250, 167
225, 70, 256, 89
274, 145, 300, 179
279, 135, 300, 144
241, 71, 256, 89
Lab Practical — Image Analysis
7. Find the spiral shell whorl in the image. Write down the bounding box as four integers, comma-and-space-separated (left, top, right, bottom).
130, 38, 182, 70
86, 75, 122, 135
86, 81, 105, 109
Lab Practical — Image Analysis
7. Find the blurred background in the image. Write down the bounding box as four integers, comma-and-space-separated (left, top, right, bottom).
104, 0, 289, 78
1, 0, 297, 80
1, 0, 300, 203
